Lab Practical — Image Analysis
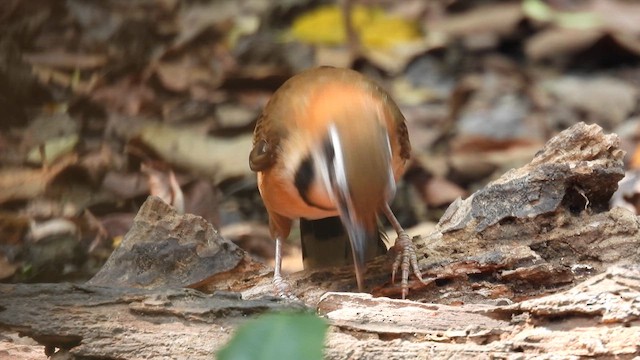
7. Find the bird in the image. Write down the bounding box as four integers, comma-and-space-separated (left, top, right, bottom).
249, 66, 425, 299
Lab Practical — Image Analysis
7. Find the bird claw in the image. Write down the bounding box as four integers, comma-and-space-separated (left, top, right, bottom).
272, 274, 299, 301
391, 231, 426, 299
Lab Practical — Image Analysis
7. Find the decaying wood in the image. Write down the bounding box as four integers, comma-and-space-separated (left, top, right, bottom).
1, 122, 640, 359
87, 196, 270, 290
1, 266, 638, 359
439, 121, 625, 233
320, 265, 640, 359
0, 283, 305, 359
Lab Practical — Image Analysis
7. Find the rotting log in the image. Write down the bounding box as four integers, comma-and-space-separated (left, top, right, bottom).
2, 122, 640, 359
1, 266, 638, 359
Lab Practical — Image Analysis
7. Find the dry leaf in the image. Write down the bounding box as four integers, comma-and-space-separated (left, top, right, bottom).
0, 156, 77, 204
525, 28, 604, 61
23, 51, 107, 70
155, 56, 222, 93
136, 123, 253, 184
429, 3, 523, 39
0, 255, 18, 280
141, 162, 185, 213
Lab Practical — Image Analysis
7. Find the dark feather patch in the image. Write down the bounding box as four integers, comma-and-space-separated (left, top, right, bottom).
294, 156, 315, 205
301, 216, 344, 240
294, 155, 335, 211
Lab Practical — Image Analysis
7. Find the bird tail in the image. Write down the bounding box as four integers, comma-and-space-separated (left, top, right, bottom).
300, 217, 387, 269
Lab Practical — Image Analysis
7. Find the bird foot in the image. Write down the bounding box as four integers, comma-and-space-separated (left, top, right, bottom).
391, 231, 427, 299
272, 274, 299, 301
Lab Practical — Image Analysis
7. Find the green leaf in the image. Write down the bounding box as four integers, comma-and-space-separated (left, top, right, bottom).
217, 312, 327, 360
556, 12, 602, 30
523, 0, 553, 22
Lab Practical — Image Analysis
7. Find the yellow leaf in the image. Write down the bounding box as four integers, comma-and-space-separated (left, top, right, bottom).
291, 5, 420, 49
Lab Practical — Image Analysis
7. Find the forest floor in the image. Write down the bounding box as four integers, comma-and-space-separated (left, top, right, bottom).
1, 0, 640, 358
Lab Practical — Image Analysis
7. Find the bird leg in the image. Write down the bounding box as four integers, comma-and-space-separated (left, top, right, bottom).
382, 203, 427, 299
272, 236, 298, 300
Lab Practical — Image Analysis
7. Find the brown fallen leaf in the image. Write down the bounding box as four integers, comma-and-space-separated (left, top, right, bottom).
182, 179, 220, 228
524, 0, 640, 62
91, 77, 155, 116
525, 28, 604, 62
100, 171, 149, 200
448, 138, 542, 184
172, 1, 242, 50
423, 176, 466, 208
0, 255, 18, 280
611, 170, 640, 215
98, 213, 136, 243
0, 155, 77, 204
429, 3, 523, 43
23, 51, 107, 70
141, 162, 185, 213
154, 56, 222, 93
0, 212, 30, 246
542, 75, 638, 130
593, 0, 640, 35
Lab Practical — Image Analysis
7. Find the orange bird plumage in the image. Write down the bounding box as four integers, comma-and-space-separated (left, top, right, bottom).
249, 67, 424, 299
